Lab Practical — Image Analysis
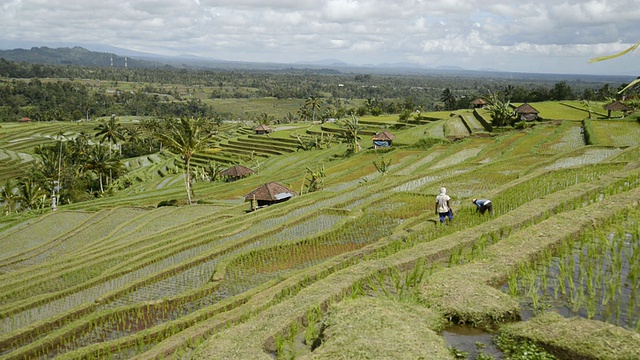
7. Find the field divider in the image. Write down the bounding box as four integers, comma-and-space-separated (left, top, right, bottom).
0, 207, 352, 351
2, 162, 636, 358
3, 148, 636, 358
0, 210, 106, 268
127, 168, 640, 359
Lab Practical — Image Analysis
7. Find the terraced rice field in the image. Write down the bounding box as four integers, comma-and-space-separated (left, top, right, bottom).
0, 117, 639, 359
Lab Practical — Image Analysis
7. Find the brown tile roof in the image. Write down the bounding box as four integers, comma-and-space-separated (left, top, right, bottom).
372, 130, 395, 141
470, 98, 486, 105
514, 103, 539, 114
220, 164, 254, 177
244, 182, 296, 202
604, 101, 631, 111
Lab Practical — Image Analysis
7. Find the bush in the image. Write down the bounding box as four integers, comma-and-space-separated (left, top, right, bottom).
157, 199, 178, 207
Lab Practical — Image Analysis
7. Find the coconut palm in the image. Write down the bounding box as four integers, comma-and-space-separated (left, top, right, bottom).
84, 145, 115, 194
255, 112, 274, 126
94, 115, 125, 157
17, 177, 47, 212
94, 116, 125, 185
155, 117, 216, 205
304, 96, 323, 123
440, 88, 457, 111
283, 111, 296, 123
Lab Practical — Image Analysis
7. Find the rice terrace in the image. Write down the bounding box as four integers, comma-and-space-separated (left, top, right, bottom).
1, 57, 640, 359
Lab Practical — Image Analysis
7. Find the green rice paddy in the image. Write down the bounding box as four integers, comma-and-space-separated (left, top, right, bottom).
1, 104, 639, 359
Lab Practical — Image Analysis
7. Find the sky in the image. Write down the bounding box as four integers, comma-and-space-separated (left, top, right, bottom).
0, 0, 639, 76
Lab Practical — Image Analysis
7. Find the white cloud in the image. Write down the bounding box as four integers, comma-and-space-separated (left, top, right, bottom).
0, 0, 638, 75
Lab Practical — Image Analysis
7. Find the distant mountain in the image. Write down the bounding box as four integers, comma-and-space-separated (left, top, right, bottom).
295, 59, 350, 67
0, 45, 635, 83
0, 46, 162, 68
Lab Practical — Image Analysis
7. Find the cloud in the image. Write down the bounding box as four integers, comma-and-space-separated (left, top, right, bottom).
0, 0, 638, 75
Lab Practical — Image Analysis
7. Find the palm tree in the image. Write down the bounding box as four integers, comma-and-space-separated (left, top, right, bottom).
94, 116, 125, 186
304, 96, 323, 123
94, 115, 125, 157
440, 88, 457, 111
155, 117, 216, 204
255, 112, 274, 126
283, 112, 296, 123
323, 107, 338, 122
17, 177, 47, 212
0, 178, 18, 215
297, 107, 312, 122
340, 114, 362, 155
84, 145, 114, 194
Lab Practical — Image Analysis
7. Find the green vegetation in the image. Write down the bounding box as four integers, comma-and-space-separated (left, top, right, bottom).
0, 58, 639, 359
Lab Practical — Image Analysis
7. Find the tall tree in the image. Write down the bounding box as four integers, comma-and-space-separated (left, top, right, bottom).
94, 116, 125, 186
94, 115, 125, 157
440, 88, 457, 111
84, 145, 115, 194
304, 96, 323, 123
155, 117, 216, 205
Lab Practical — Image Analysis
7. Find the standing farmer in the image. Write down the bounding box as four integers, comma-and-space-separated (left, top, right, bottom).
435, 187, 453, 224
472, 198, 493, 215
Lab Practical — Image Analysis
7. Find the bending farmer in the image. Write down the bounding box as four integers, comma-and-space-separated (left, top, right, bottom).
472, 198, 493, 215
435, 187, 453, 224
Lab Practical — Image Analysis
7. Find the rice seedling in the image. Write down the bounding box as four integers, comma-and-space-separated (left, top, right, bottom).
509, 207, 640, 330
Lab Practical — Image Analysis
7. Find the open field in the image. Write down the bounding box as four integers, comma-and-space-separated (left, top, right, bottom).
0, 113, 639, 359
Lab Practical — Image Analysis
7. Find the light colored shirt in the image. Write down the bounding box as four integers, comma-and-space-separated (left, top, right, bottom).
436, 194, 450, 213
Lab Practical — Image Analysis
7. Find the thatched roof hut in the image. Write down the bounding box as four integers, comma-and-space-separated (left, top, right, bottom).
220, 164, 254, 181
255, 124, 272, 134
604, 101, 631, 118
514, 103, 539, 121
244, 182, 296, 210
372, 130, 396, 149
470, 98, 486, 108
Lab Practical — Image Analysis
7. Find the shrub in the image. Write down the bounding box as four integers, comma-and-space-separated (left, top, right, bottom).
157, 199, 178, 207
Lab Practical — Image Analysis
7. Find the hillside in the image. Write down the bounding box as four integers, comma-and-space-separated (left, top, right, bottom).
0, 46, 161, 68
1, 114, 639, 359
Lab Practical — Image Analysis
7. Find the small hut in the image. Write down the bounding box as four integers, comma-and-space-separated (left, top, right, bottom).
244, 182, 296, 211
470, 98, 487, 108
255, 124, 272, 134
372, 130, 395, 149
220, 164, 254, 182
604, 101, 631, 118
514, 103, 539, 121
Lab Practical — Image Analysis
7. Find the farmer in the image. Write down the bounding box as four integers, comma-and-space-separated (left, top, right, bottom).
435, 187, 453, 224
472, 198, 493, 215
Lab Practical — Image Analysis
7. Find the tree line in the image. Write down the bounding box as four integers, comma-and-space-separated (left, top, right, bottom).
1, 58, 635, 123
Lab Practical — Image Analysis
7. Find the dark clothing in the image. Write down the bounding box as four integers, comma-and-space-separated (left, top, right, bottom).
474, 199, 492, 215
438, 209, 453, 223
